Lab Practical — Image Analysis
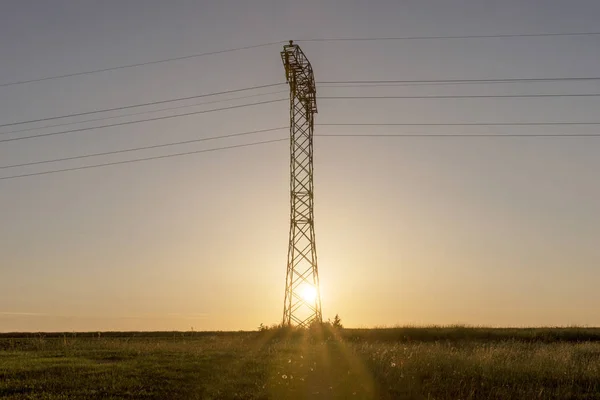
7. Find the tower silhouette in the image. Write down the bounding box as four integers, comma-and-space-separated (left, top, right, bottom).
281, 41, 322, 327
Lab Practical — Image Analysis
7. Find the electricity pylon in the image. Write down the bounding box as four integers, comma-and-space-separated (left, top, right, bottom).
281, 41, 322, 327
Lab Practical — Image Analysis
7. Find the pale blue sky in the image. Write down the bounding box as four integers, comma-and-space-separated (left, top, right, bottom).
1, 0, 600, 331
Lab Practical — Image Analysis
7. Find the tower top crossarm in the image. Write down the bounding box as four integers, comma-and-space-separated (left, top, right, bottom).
281, 40, 318, 113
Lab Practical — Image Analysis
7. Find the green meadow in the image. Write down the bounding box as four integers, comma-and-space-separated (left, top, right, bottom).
1, 327, 600, 399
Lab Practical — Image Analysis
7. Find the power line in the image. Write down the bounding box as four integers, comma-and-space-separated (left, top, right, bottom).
0, 83, 284, 129
0, 89, 288, 137
0, 41, 285, 88
3, 88, 594, 138
4, 130, 600, 182
0, 99, 287, 144
317, 122, 600, 127
320, 93, 600, 100
319, 81, 600, 88
7, 127, 598, 172
4, 110, 597, 145
0, 138, 287, 181
3, 31, 597, 89
0, 127, 287, 170
318, 77, 600, 86
315, 133, 600, 137
298, 31, 600, 43
3, 78, 596, 130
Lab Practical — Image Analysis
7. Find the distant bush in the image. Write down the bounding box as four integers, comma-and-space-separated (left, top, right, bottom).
331, 314, 343, 329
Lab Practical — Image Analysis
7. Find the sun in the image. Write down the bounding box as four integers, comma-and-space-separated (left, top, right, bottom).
299, 284, 318, 304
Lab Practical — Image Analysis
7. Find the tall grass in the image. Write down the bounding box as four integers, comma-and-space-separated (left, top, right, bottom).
1, 327, 599, 399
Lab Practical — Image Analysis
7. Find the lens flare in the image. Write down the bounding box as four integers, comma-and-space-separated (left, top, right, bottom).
300, 284, 317, 304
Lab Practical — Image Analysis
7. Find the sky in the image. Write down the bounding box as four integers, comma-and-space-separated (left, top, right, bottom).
1, 0, 600, 332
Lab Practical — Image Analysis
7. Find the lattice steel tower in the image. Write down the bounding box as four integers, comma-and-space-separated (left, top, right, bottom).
281, 41, 322, 327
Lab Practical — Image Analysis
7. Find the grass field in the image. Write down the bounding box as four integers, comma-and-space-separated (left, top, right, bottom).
1, 327, 600, 399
